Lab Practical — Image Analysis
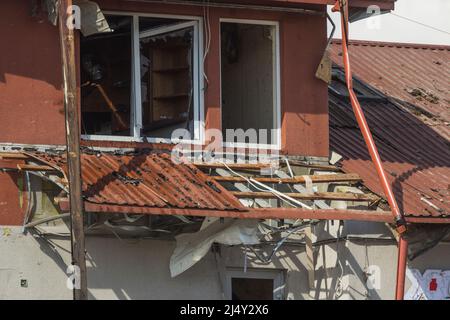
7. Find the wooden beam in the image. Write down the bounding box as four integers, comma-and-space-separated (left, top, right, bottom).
280, 160, 341, 171
58, 200, 450, 224
194, 162, 272, 170
215, 168, 272, 208
275, 170, 330, 209
232, 191, 379, 202
17, 164, 56, 172
212, 173, 361, 184
0, 152, 29, 160
75, 202, 395, 222
58, 0, 88, 300
250, 208, 394, 222
57, 177, 69, 185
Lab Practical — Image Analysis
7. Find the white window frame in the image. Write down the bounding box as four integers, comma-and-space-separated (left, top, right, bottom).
81, 12, 205, 145
219, 18, 282, 150
225, 268, 285, 300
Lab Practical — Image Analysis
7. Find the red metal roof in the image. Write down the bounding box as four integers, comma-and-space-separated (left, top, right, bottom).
330, 40, 450, 139
120, 0, 395, 10
30, 151, 245, 212
329, 76, 450, 218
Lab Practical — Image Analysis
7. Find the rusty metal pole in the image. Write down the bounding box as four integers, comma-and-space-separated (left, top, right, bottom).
58, 0, 88, 300
332, 0, 408, 300
395, 236, 408, 300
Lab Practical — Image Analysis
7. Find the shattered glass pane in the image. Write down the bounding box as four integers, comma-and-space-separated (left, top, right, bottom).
139, 17, 195, 140
80, 15, 132, 136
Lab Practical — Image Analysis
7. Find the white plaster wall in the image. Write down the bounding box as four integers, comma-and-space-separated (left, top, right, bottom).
85, 237, 223, 300
342, 240, 450, 300
0, 226, 311, 300
1, 223, 449, 300
0, 228, 72, 300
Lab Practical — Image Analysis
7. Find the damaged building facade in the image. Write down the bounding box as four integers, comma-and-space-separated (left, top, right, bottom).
1, 0, 449, 300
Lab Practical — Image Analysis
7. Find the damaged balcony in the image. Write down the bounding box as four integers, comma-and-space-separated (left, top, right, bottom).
0, 149, 414, 224
0, 148, 399, 280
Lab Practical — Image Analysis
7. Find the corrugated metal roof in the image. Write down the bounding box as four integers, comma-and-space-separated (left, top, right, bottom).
29, 151, 245, 212
329, 73, 450, 218
330, 40, 450, 139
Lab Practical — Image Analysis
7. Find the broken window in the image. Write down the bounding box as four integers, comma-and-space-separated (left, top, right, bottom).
81, 15, 132, 136
139, 18, 196, 139
80, 14, 202, 141
220, 21, 280, 146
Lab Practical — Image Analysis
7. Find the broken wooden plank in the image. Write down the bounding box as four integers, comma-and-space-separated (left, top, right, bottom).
0, 152, 29, 160
275, 170, 330, 210
17, 164, 57, 172
232, 191, 379, 202
72, 202, 397, 223
56, 177, 69, 185
280, 160, 341, 171
215, 168, 272, 208
212, 173, 361, 184
194, 162, 272, 170
58, 200, 450, 224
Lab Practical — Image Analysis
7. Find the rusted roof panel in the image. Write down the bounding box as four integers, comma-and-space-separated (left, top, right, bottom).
330, 40, 450, 139
29, 151, 245, 212
329, 87, 450, 218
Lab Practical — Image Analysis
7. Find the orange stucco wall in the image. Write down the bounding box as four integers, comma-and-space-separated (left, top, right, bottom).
0, 0, 329, 156
92, 0, 329, 156
0, 0, 329, 225
0, 1, 66, 145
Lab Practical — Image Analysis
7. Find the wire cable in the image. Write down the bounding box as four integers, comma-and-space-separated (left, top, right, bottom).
389, 12, 450, 36
218, 160, 311, 209
202, 0, 211, 87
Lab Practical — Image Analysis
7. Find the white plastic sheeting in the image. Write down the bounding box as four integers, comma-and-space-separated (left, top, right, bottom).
170, 218, 260, 277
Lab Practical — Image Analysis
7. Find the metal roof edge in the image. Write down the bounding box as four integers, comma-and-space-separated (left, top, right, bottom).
331, 39, 450, 51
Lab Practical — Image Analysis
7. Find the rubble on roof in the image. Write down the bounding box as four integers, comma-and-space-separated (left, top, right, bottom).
329, 66, 450, 218
330, 39, 450, 139
1, 149, 385, 216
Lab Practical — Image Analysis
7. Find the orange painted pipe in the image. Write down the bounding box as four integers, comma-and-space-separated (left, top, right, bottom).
395, 236, 408, 300
333, 0, 408, 300
333, 1, 405, 231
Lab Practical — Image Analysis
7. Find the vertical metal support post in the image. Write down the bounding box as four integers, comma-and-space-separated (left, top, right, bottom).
395, 236, 408, 300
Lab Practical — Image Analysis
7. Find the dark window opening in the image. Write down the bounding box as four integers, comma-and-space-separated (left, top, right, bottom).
231, 278, 274, 300
221, 22, 277, 145
80, 15, 132, 136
